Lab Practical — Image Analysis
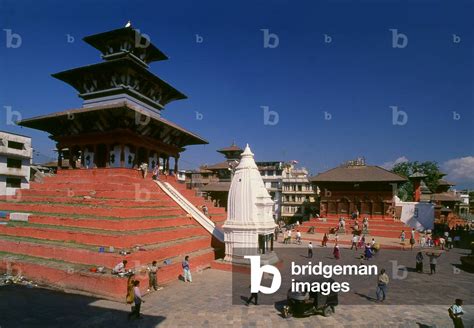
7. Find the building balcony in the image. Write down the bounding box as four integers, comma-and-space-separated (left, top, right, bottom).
0, 166, 29, 177
282, 201, 305, 205
0, 146, 32, 159
281, 212, 303, 217
281, 189, 314, 195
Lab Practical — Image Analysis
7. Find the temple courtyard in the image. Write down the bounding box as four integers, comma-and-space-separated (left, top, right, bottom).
1, 246, 473, 328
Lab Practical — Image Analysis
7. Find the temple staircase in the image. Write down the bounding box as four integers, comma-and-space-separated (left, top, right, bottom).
0, 168, 225, 300
155, 181, 224, 242
301, 216, 420, 239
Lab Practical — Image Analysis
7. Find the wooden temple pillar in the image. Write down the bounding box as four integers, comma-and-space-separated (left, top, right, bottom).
93, 144, 98, 168
57, 148, 63, 170
80, 146, 85, 168
120, 144, 125, 168
174, 155, 179, 173
105, 144, 110, 168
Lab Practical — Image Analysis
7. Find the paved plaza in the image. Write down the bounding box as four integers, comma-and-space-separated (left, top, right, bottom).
1, 246, 473, 328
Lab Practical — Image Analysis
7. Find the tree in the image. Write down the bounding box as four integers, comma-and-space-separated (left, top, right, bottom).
392, 161, 442, 201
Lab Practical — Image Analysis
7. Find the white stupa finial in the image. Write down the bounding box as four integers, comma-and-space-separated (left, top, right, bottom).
241, 144, 254, 157
125, 20, 132, 28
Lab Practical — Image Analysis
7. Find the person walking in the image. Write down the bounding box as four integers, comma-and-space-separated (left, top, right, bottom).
147, 261, 162, 292
296, 230, 302, 244
400, 230, 405, 243
428, 252, 441, 274
138, 162, 148, 179
246, 287, 259, 306
201, 205, 209, 216
333, 244, 340, 260
420, 235, 426, 248
152, 165, 160, 180
308, 242, 313, 258
126, 274, 135, 310
376, 268, 389, 302
182, 255, 192, 283
415, 251, 424, 273
128, 280, 145, 320
449, 299, 465, 328
439, 236, 446, 250
351, 234, 359, 250
322, 233, 329, 247
364, 244, 373, 260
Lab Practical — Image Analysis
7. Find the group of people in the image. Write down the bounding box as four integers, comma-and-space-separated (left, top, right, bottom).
124, 260, 162, 320
400, 227, 465, 251
336, 216, 369, 234
138, 162, 170, 180
120, 255, 193, 320
281, 229, 302, 244
415, 251, 442, 274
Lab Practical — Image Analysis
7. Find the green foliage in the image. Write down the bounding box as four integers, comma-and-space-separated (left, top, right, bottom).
392, 161, 442, 201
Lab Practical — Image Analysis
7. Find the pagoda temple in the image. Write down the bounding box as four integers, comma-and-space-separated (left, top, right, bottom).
18, 25, 207, 171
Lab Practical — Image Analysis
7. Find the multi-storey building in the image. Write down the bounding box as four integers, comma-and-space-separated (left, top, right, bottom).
257, 161, 284, 220
185, 144, 315, 221
0, 131, 32, 195
281, 165, 314, 221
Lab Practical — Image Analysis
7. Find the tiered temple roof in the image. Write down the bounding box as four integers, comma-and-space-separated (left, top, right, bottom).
18, 25, 207, 168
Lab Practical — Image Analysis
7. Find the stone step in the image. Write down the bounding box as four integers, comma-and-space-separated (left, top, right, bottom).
26, 214, 197, 231
0, 203, 185, 218
0, 235, 212, 269
0, 222, 208, 248
0, 195, 177, 207
0, 247, 216, 301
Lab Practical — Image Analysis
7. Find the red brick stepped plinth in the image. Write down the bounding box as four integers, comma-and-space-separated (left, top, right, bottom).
0, 168, 223, 300
301, 216, 420, 239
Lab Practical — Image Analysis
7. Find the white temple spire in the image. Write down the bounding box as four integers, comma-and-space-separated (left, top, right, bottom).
223, 144, 278, 264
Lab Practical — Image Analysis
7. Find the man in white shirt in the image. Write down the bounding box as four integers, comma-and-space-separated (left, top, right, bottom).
351, 234, 359, 250
449, 299, 464, 328
296, 230, 302, 244
112, 260, 127, 274
307, 242, 313, 258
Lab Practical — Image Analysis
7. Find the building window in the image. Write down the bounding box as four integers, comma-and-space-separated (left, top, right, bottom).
6, 177, 21, 188
7, 158, 22, 169
7, 141, 24, 150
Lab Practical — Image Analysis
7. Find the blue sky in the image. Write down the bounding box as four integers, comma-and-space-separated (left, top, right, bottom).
1, 0, 473, 187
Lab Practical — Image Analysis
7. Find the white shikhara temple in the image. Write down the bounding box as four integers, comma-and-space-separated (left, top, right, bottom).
223, 145, 278, 264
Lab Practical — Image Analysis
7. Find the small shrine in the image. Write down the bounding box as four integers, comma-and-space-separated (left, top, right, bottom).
223, 145, 278, 265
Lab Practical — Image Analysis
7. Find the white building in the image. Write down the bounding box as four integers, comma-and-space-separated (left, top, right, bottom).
281, 165, 314, 221
0, 131, 32, 195
223, 145, 278, 265
257, 161, 284, 220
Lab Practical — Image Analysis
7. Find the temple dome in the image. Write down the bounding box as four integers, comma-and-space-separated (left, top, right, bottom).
225, 144, 275, 228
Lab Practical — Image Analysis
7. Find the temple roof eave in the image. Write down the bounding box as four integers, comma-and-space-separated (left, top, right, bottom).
17, 102, 208, 147
82, 27, 169, 63
51, 57, 187, 107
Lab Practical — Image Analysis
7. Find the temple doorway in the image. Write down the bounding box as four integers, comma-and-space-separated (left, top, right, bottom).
96, 144, 107, 168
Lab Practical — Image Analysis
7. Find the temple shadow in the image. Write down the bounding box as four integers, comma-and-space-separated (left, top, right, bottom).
0, 285, 167, 328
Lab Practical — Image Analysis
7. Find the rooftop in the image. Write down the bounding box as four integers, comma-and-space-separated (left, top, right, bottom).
310, 164, 407, 183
